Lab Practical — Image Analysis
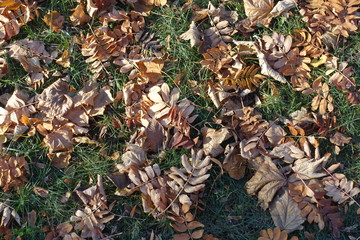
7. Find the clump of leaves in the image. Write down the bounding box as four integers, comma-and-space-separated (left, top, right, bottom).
0, 152, 28, 191
0, 0, 38, 40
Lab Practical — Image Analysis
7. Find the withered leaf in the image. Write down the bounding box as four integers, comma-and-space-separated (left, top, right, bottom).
270, 191, 305, 233
329, 131, 351, 147
245, 159, 287, 209
201, 127, 231, 157
223, 144, 247, 180
70, 3, 90, 26
259, 226, 299, 240
180, 21, 202, 48
43, 11, 65, 32
56, 50, 70, 68
239, 0, 274, 32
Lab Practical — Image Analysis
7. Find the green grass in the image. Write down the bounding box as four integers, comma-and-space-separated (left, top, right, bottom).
0, 0, 359, 240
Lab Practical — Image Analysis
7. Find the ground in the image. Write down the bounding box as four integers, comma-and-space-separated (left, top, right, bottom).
0, 0, 359, 239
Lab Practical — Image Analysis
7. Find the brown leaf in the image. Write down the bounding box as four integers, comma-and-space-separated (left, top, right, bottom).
70, 3, 90, 26
245, 159, 287, 209
174, 233, 191, 240
290, 156, 330, 182
0, 58, 9, 78
180, 21, 202, 47
43, 11, 65, 32
137, 59, 164, 84
270, 191, 305, 233
239, 0, 274, 32
33, 186, 49, 198
201, 127, 231, 157
265, 123, 286, 146
329, 131, 351, 147
56, 222, 73, 237
269, 0, 297, 18
258, 226, 299, 240
191, 229, 204, 239
56, 50, 70, 68
223, 144, 247, 180
43, 127, 73, 153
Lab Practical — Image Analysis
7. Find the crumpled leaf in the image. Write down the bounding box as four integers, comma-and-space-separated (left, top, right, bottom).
269, 0, 297, 18
329, 131, 351, 147
270, 191, 305, 233
56, 49, 70, 68
201, 127, 231, 157
223, 144, 247, 180
180, 21, 202, 47
70, 3, 90, 26
43, 11, 65, 32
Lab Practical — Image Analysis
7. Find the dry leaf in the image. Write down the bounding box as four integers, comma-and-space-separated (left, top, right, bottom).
223, 144, 247, 180
201, 127, 231, 157
43, 11, 64, 32
239, 0, 274, 32
180, 21, 202, 47
56, 50, 70, 68
258, 226, 299, 240
33, 186, 49, 198
245, 159, 287, 209
70, 3, 90, 26
0, 58, 9, 78
270, 191, 305, 233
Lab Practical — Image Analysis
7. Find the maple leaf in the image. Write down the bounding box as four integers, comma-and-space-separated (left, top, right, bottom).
43, 11, 64, 32
180, 21, 202, 48
245, 159, 287, 209
0, 88, 36, 141
289, 154, 330, 182
238, 0, 274, 32
270, 191, 305, 233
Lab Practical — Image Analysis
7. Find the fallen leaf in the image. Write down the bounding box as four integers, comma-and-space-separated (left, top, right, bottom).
201, 127, 231, 157
270, 191, 305, 233
180, 21, 202, 47
56, 50, 70, 68
43, 11, 65, 32
245, 159, 287, 209
70, 3, 90, 26
33, 186, 49, 198
329, 131, 351, 146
